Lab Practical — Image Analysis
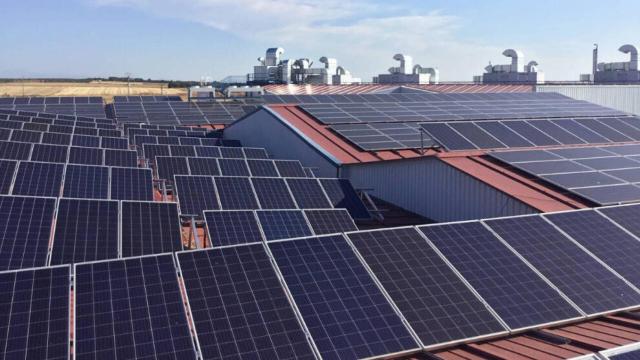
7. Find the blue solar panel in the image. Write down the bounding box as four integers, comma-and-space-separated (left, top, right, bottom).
68, 146, 104, 165
121, 201, 182, 256
75, 255, 197, 359
219, 146, 244, 159
319, 178, 370, 219
155, 156, 189, 182
214, 176, 259, 210
30, 144, 69, 163
169, 145, 196, 157
485, 215, 640, 315
347, 227, 506, 347
0, 160, 17, 194
41, 132, 71, 146
247, 159, 279, 177
100, 136, 129, 150
110, 167, 153, 201
175, 175, 219, 217
50, 198, 119, 264
104, 149, 138, 168
251, 177, 297, 209
12, 161, 64, 197
418, 222, 581, 330
204, 210, 263, 246
72, 134, 100, 148
217, 158, 250, 176
243, 147, 269, 159
0, 265, 69, 360
304, 209, 358, 235
143, 143, 170, 162
63, 164, 109, 199
274, 160, 307, 178
194, 146, 221, 158
10, 129, 42, 143
286, 178, 332, 209
256, 210, 312, 240
268, 234, 419, 359
177, 245, 315, 359
187, 157, 219, 176
420, 123, 476, 151
0, 195, 56, 270
0, 141, 32, 160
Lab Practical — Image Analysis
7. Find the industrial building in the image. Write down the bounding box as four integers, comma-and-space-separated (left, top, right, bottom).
7, 42, 640, 359
475, 48, 544, 84
592, 44, 640, 84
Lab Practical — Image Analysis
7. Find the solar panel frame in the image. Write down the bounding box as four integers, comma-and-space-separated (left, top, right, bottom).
256, 209, 313, 241
417, 221, 583, 331
74, 254, 198, 360
11, 161, 65, 197
0, 265, 70, 360
62, 164, 109, 199
176, 245, 317, 360
109, 167, 154, 201
203, 210, 264, 246
50, 198, 119, 265
346, 227, 508, 348
174, 175, 219, 218
268, 234, 421, 359
484, 214, 640, 315
120, 200, 183, 257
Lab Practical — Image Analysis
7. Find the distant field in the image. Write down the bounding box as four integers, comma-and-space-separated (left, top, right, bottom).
0, 81, 187, 102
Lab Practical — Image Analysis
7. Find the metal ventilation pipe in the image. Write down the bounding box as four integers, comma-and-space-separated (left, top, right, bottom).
502, 49, 525, 72
619, 44, 639, 71
592, 44, 598, 79
393, 54, 413, 74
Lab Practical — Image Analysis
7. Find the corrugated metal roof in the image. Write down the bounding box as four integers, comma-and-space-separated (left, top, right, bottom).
406, 84, 535, 93
264, 104, 587, 212
263, 83, 535, 95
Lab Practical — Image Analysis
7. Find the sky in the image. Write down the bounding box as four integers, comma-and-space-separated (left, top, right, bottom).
0, 0, 639, 81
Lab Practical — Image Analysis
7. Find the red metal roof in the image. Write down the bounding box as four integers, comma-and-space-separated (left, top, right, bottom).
266, 104, 587, 212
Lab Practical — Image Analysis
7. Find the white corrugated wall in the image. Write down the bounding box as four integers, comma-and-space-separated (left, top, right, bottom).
537, 85, 640, 115
342, 157, 537, 222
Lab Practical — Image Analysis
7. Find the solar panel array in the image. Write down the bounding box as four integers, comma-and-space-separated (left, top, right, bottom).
113, 95, 183, 103
422, 116, 640, 151
0, 96, 104, 118
490, 144, 640, 205
108, 101, 258, 125
174, 175, 370, 220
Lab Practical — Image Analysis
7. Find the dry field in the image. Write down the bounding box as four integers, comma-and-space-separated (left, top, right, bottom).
0, 81, 187, 102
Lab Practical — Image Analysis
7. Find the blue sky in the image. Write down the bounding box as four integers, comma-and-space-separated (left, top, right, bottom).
1, 0, 638, 81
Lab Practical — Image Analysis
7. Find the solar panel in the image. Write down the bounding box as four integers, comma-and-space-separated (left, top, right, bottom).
104, 149, 138, 168
274, 160, 307, 178
0, 141, 32, 160
121, 201, 182, 257
420, 123, 477, 151
247, 159, 279, 177
68, 146, 103, 165
285, 178, 332, 208
203, 210, 263, 246
219, 146, 245, 159
0, 265, 69, 360
251, 177, 297, 209
418, 222, 581, 330
304, 209, 358, 234
194, 145, 221, 158
542, 209, 640, 289
169, 145, 196, 157
10, 129, 42, 143
319, 178, 370, 219
155, 156, 189, 182
50, 198, 119, 264
174, 175, 219, 217
29, 143, 68, 163
177, 245, 316, 359
485, 215, 640, 314
0, 128, 10, 141
75, 255, 197, 359
72, 134, 100, 148
243, 147, 269, 159
100, 136, 129, 150
0, 160, 16, 194
217, 158, 250, 176
256, 210, 312, 240
214, 176, 259, 210
0, 195, 56, 270
268, 234, 419, 359
62, 164, 109, 199
73, 126, 98, 136
12, 161, 64, 197
156, 136, 181, 145
142, 143, 170, 162
184, 157, 217, 176
110, 167, 153, 201
347, 227, 506, 347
